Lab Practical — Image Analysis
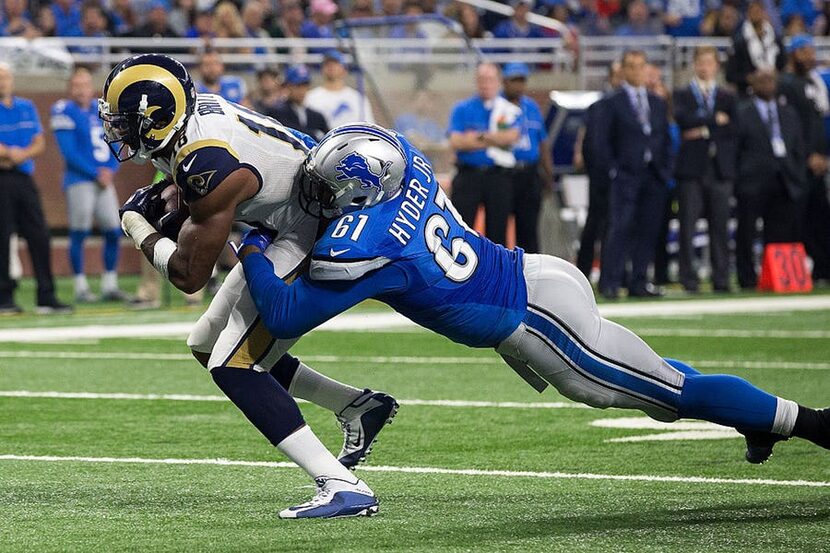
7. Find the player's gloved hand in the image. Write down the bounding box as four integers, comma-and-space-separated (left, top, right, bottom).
118, 180, 168, 223
229, 227, 278, 259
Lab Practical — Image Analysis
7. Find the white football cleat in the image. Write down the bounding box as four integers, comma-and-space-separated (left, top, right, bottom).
279, 477, 378, 519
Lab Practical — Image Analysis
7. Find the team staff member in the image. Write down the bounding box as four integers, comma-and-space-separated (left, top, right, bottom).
51, 67, 128, 303
0, 63, 70, 314
503, 62, 550, 254
448, 62, 521, 247
268, 65, 329, 141
673, 46, 737, 294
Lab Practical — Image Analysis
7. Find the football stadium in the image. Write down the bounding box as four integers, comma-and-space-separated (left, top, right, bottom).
0, 1, 829, 550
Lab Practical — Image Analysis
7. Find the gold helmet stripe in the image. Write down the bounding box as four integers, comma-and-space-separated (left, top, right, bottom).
105, 63, 187, 141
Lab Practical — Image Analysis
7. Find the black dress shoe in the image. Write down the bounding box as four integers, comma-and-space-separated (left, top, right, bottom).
599, 289, 619, 300
628, 285, 664, 298
35, 299, 73, 314
0, 302, 23, 315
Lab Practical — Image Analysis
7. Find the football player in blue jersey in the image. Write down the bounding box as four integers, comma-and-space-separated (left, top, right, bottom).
51, 67, 128, 303
236, 123, 830, 475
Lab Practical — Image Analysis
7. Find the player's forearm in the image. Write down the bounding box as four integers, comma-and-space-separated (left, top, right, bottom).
141, 234, 212, 294
242, 252, 312, 339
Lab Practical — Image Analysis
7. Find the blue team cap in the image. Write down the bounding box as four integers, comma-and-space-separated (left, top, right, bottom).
503, 62, 530, 80
322, 49, 347, 66
285, 65, 311, 85
788, 34, 814, 53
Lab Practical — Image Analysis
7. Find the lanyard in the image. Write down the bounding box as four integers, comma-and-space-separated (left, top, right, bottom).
690, 80, 715, 115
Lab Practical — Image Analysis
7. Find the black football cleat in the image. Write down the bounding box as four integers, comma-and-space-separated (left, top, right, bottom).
739, 429, 790, 464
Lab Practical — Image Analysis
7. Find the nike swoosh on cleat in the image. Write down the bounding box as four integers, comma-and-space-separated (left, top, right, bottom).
329, 248, 351, 257
349, 428, 363, 448
181, 155, 197, 172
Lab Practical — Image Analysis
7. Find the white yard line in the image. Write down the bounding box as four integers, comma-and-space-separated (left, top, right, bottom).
0, 350, 827, 370
0, 453, 826, 488
0, 295, 827, 343
632, 328, 830, 339
0, 390, 588, 410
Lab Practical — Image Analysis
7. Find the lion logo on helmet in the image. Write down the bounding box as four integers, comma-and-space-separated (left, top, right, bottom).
334, 151, 392, 192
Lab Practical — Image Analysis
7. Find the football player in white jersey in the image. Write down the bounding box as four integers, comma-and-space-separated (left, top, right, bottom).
98, 54, 397, 518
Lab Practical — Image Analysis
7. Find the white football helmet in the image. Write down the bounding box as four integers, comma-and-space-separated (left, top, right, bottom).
300, 123, 407, 217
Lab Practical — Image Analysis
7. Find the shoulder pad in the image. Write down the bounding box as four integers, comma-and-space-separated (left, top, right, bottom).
173, 139, 253, 203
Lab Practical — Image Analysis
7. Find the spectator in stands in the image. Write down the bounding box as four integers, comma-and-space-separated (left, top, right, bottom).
305, 50, 375, 128
71, 2, 110, 59
186, 9, 215, 39
575, 61, 621, 278
251, 67, 283, 114
781, 0, 819, 32
242, 0, 271, 56
615, 0, 662, 36
50, 67, 127, 303
493, 0, 546, 39
348, 0, 375, 19
169, 0, 197, 37
269, 0, 303, 39
779, 35, 830, 282
36, 4, 56, 37
595, 49, 672, 299
700, 4, 740, 37
52, 0, 82, 37
783, 13, 809, 38
503, 62, 549, 253
301, 0, 338, 40
213, 1, 247, 43
125, 1, 181, 39
571, 0, 612, 36
447, 62, 521, 247
0, 63, 71, 314
726, 0, 785, 96
196, 49, 250, 106
2, 0, 39, 38
735, 69, 807, 289
452, 3, 492, 39
107, 0, 137, 36
663, 0, 704, 36
674, 45, 737, 294
270, 65, 329, 141
381, 0, 403, 17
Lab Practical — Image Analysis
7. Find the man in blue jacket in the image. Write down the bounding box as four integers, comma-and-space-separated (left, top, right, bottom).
51, 67, 126, 302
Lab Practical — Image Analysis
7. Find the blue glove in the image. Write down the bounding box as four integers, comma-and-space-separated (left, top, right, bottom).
229, 227, 278, 259
118, 180, 168, 224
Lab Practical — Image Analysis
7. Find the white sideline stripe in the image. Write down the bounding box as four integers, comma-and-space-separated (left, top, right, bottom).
0, 454, 826, 488
0, 295, 828, 343
607, 430, 741, 443
633, 328, 830, 339
0, 350, 827, 370
0, 390, 588, 410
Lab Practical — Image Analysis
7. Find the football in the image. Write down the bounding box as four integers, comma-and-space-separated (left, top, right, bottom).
155, 182, 190, 240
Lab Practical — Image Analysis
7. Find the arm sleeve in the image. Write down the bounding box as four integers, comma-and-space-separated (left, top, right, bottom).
54, 128, 100, 181
242, 252, 406, 339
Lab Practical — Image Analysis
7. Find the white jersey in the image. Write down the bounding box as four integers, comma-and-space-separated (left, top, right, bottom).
153, 94, 313, 233
304, 86, 374, 129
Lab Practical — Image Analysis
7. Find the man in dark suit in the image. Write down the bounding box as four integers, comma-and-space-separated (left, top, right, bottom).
674, 46, 738, 293
595, 50, 672, 299
268, 65, 329, 142
778, 35, 830, 282
725, 0, 785, 96
735, 69, 807, 289
576, 61, 621, 279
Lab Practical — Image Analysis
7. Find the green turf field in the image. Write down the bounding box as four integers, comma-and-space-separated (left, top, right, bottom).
0, 288, 828, 551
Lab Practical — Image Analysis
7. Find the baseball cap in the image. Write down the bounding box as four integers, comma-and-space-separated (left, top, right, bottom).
322, 49, 347, 65
285, 65, 311, 85
788, 34, 814, 53
503, 62, 530, 80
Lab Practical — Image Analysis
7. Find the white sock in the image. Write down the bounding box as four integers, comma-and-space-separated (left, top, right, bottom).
288, 362, 364, 414
74, 274, 89, 295
277, 425, 358, 482
101, 271, 118, 293
772, 397, 799, 436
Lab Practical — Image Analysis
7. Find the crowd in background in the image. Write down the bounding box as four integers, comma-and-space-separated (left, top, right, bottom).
5, 0, 830, 45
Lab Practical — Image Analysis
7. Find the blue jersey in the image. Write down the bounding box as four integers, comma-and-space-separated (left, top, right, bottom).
0, 96, 42, 175
50, 98, 117, 187
242, 135, 528, 348
196, 76, 247, 104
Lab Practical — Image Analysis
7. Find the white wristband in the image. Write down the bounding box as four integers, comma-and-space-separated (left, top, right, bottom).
152, 237, 177, 279
121, 211, 157, 249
